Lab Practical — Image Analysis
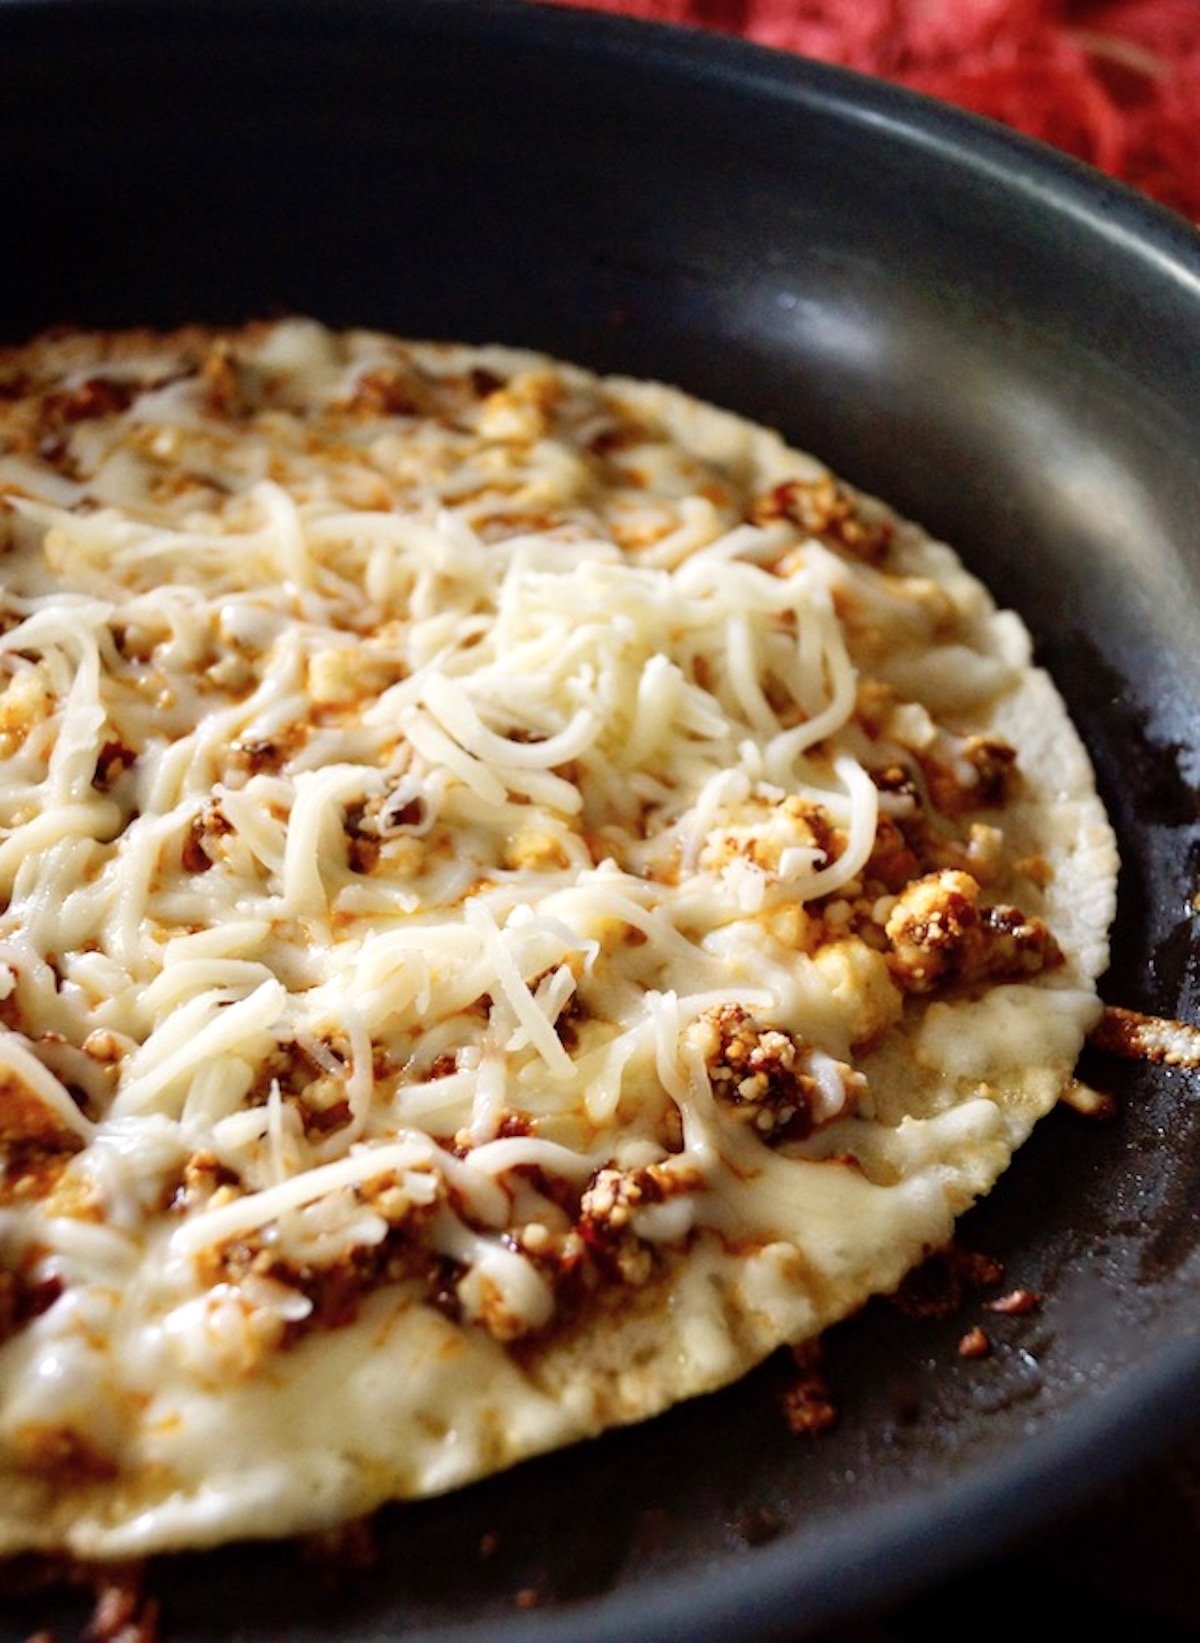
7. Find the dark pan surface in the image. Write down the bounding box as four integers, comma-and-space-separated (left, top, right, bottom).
1, 1, 1199, 1637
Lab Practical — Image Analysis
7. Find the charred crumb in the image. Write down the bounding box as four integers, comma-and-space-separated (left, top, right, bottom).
513, 1585, 542, 1611
696, 1004, 863, 1145
883, 869, 1062, 995
1089, 1003, 1200, 1068
181, 804, 231, 874
87, 1581, 160, 1643
380, 796, 424, 831
986, 1288, 1042, 1317
778, 1340, 838, 1436
887, 1248, 1047, 1372
336, 364, 423, 419
470, 367, 505, 400
957, 1325, 992, 1360
0, 1560, 162, 1643
750, 475, 893, 564
0, 1270, 64, 1350
169, 1150, 241, 1215
575, 1160, 702, 1289
553, 987, 585, 1051
42, 376, 138, 428
230, 736, 285, 776
92, 740, 136, 791
343, 801, 381, 874
427, 1254, 469, 1328
917, 734, 1017, 818
888, 1243, 1004, 1320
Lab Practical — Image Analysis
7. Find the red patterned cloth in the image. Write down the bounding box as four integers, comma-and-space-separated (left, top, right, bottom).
541, 0, 1200, 219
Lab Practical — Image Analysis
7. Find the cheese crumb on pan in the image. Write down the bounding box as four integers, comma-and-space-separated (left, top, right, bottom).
0, 319, 1117, 1557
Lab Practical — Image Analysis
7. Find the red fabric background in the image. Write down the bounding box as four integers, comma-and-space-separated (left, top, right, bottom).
541, 0, 1200, 220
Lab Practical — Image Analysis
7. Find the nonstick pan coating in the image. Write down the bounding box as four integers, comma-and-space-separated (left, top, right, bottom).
1, 1, 1199, 1638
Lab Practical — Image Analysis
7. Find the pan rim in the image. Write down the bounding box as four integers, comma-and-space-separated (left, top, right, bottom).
0, 2, 1198, 1638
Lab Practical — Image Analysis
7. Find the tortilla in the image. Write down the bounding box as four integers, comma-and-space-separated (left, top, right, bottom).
0, 319, 1117, 1558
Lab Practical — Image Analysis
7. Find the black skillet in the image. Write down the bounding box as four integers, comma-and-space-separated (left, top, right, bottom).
1, 1, 1199, 1637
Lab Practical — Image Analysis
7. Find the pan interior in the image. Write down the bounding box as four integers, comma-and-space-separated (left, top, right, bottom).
0, 2, 1198, 1638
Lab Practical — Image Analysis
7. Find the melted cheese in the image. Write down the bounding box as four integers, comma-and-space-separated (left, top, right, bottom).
0, 321, 1117, 1556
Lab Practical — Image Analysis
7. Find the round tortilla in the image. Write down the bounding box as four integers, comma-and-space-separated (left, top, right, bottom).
0, 321, 1117, 1557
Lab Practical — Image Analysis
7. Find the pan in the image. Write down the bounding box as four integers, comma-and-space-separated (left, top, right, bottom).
1, 0, 1198, 1637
